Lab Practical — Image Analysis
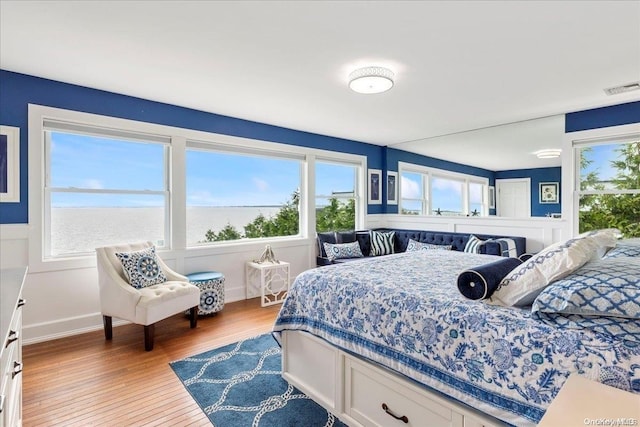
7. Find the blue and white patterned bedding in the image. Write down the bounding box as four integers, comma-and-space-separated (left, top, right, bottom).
272, 250, 640, 426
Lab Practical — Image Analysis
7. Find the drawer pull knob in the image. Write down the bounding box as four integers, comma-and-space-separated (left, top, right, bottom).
17, 298, 26, 308
382, 403, 409, 424
5, 330, 19, 348
12, 361, 23, 379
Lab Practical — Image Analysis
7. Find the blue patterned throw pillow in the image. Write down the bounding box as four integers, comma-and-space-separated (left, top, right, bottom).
115, 246, 167, 289
406, 239, 452, 252
323, 241, 364, 262
532, 257, 640, 319
369, 230, 395, 256
604, 239, 640, 259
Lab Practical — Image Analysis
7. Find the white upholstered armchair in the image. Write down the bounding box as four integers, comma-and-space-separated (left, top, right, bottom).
96, 241, 200, 351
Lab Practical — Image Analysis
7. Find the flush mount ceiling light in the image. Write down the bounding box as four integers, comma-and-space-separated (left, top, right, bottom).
535, 149, 562, 159
348, 66, 395, 94
604, 81, 640, 96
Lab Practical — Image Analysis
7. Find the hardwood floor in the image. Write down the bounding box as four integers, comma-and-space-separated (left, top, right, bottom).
22, 298, 281, 426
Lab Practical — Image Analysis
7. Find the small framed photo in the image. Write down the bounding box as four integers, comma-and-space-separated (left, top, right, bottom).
539, 182, 559, 204
488, 186, 495, 209
386, 171, 398, 205
0, 125, 20, 203
368, 169, 382, 205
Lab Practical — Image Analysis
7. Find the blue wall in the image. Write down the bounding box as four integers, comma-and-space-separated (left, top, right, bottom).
0, 70, 384, 224
495, 167, 562, 217
566, 100, 640, 132
1, 70, 637, 225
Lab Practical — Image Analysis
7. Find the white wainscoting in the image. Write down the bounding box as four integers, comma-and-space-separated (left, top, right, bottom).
381, 214, 569, 253
3, 214, 566, 344
5, 231, 316, 344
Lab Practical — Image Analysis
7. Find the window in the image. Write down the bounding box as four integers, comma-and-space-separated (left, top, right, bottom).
431, 175, 464, 215
577, 138, 640, 237
32, 105, 368, 266
44, 127, 169, 257
399, 162, 488, 216
186, 146, 302, 245
400, 171, 426, 215
469, 182, 485, 216
315, 160, 359, 231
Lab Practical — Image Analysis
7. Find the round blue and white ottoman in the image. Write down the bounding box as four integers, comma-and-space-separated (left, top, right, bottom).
186, 271, 225, 316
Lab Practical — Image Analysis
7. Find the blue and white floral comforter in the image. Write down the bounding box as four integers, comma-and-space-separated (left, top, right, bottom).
273, 250, 640, 426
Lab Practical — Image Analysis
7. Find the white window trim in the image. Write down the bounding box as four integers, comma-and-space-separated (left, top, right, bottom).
398, 161, 489, 216
563, 121, 640, 237
28, 104, 367, 272
43, 131, 171, 258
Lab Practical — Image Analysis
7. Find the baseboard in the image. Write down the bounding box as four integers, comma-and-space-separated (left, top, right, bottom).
23, 312, 128, 345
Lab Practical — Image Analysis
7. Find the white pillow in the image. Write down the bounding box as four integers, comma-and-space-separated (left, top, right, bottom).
490, 236, 598, 307
577, 228, 620, 258
323, 241, 364, 262
406, 239, 452, 251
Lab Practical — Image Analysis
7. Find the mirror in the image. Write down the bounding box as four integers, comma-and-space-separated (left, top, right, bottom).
389, 114, 564, 172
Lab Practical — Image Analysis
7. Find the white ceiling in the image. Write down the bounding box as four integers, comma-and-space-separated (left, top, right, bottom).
1, 0, 639, 171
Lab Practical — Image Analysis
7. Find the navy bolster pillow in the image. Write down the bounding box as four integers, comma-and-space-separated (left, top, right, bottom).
457, 257, 522, 300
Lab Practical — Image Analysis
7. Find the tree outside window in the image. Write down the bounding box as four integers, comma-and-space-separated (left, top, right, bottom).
578, 140, 640, 238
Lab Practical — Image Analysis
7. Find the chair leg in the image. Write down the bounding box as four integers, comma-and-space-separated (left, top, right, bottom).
144, 324, 155, 351
189, 306, 198, 328
103, 315, 113, 340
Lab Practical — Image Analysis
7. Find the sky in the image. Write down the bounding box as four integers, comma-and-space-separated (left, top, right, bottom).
401, 172, 483, 213
580, 143, 622, 182
50, 132, 355, 207
49, 131, 633, 209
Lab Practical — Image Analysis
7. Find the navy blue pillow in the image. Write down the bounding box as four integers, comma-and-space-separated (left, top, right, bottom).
457, 257, 522, 300
336, 230, 356, 243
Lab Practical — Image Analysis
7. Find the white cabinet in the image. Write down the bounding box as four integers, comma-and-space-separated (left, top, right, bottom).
280, 330, 503, 427
0, 268, 27, 427
346, 357, 464, 427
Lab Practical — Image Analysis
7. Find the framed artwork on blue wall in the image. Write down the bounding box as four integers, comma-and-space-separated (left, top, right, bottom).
489, 186, 495, 209
387, 171, 398, 205
0, 125, 20, 203
368, 169, 382, 205
539, 182, 559, 204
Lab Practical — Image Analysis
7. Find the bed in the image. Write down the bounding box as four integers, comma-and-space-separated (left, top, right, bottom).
272, 248, 640, 427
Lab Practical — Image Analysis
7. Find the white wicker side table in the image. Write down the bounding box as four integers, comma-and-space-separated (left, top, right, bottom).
245, 261, 290, 307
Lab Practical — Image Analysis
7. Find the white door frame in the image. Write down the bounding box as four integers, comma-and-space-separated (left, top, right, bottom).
495, 178, 531, 218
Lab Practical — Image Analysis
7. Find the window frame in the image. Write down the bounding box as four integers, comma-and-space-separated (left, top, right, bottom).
314, 157, 362, 232
572, 134, 640, 235
563, 122, 640, 237
398, 162, 489, 217
28, 104, 367, 272
185, 140, 306, 246
43, 129, 171, 258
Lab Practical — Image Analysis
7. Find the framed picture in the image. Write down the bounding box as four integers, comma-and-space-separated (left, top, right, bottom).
488, 186, 495, 209
386, 171, 398, 205
368, 169, 382, 204
0, 125, 20, 203
539, 182, 559, 204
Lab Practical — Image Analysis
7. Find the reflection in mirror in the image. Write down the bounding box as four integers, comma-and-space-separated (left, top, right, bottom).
391, 115, 564, 217
391, 115, 564, 171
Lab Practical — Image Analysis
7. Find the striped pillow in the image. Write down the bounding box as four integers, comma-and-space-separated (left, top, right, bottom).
370, 230, 395, 256
464, 235, 485, 254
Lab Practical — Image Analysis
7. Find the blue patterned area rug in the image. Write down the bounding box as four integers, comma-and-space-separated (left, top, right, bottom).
170, 333, 347, 427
